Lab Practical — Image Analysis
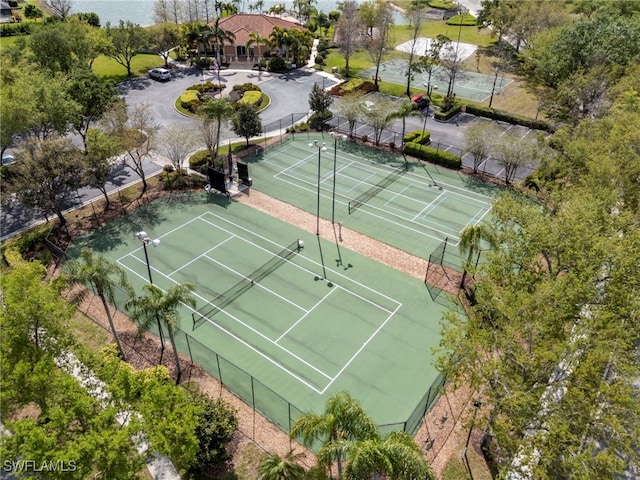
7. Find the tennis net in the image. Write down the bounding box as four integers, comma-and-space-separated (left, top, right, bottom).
348, 168, 406, 214
192, 240, 302, 327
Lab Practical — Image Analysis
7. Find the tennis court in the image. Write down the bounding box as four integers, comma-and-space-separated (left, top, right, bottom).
245, 135, 499, 263
360, 58, 513, 102
69, 196, 451, 431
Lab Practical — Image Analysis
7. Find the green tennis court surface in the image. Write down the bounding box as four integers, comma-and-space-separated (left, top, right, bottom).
361, 59, 513, 102
245, 135, 501, 264
69, 196, 453, 431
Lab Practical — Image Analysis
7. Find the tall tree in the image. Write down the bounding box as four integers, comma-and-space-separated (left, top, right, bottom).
104, 101, 158, 192
162, 124, 199, 173
334, 0, 361, 77
6, 137, 85, 226
65, 248, 134, 360
126, 283, 196, 384
40, 0, 72, 19
308, 82, 333, 120
403, 5, 427, 98
436, 99, 640, 477
232, 102, 263, 146
68, 66, 118, 152
334, 90, 366, 138
458, 223, 496, 290
198, 98, 235, 160
359, 97, 397, 146
463, 120, 500, 174
83, 128, 121, 208
148, 23, 180, 68
0, 251, 72, 391
362, 0, 394, 92
106, 20, 149, 77
204, 18, 235, 66
290, 391, 378, 477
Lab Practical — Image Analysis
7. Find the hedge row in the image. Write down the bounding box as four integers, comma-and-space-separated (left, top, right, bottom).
0, 23, 31, 37
445, 13, 477, 26
463, 104, 554, 132
187, 82, 225, 93
403, 130, 430, 145
404, 142, 461, 169
433, 104, 462, 121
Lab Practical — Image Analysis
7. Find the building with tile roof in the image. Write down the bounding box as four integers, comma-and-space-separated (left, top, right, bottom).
204, 13, 306, 66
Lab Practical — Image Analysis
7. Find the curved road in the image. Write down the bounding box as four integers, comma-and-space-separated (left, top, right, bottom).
0, 67, 336, 240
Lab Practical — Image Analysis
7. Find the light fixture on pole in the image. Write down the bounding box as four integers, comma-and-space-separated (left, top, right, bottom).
134, 231, 164, 349
308, 140, 327, 236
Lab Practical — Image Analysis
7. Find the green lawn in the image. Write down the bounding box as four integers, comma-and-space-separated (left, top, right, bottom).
91, 53, 165, 83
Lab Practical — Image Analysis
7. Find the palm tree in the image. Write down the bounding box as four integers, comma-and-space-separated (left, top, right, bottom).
388, 100, 423, 167
333, 431, 435, 480
125, 283, 196, 384
204, 18, 236, 71
246, 32, 272, 60
65, 248, 133, 360
269, 25, 287, 58
290, 391, 378, 478
459, 223, 497, 290
258, 451, 305, 480
180, 22, 207, 55
198, 98, 236, 162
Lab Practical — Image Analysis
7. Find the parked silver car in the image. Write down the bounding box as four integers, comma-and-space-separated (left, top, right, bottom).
149, 68, 171, 81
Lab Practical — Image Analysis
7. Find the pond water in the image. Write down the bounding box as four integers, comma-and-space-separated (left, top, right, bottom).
71, 0, 407, 27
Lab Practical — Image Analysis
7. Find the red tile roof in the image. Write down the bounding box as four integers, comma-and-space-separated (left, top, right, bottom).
214, 14, 305, 46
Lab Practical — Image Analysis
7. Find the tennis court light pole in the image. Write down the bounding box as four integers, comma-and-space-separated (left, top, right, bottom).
329, 132, 347, 224
309, 140, 327, 235
135, 231, 165, 349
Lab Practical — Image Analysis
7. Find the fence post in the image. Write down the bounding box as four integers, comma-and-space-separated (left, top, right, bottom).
185, 332, 193, 364
251, 377, 256, 440
288, 403, 293, 450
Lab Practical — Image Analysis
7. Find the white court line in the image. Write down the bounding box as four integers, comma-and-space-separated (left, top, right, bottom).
412, 190, 446, 221
168, 235, 235, 276
202, 253, 307, 312
460, 204, 491, 231
118, 211, 404, 394
320, 303, 402, 394
199, 212, 401, 308
192, 288, 331, 380
186, 303, 328, 394
276, 287, 336, 342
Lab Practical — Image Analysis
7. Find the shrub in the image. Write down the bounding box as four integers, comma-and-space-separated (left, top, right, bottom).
428, 0, 457, 9
404, 142, 461, 169
404, 130, 430, 145
188, 393, 238, 474
180, 90, 200, 112
309, 109, 333, 130
189, 149, 211, 169
445, 12, 477, 26
267, 57, 288, 72
433, 104, 462, 121
187, 82, 225, 93
232, 83, 261, 93
463, 104, 554, 132
238, 90, 262, 106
